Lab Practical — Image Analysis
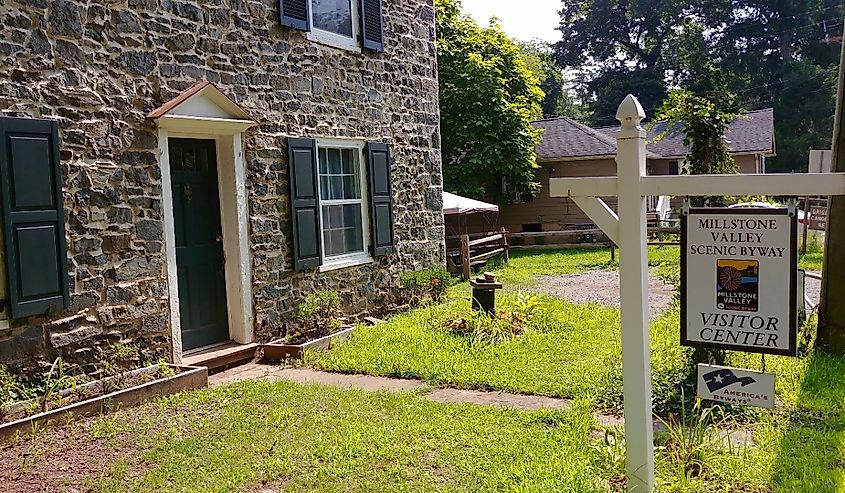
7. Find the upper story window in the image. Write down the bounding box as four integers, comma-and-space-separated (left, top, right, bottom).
280, 0, 386, 53
312, 0, 354, 37
310, 0, 360, 51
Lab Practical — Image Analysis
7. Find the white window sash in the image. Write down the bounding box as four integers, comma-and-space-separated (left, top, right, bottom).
315, 140, 370, 263
308, 0, 361, 52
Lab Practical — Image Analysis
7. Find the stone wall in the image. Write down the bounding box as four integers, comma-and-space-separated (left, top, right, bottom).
0, 0, 444, 374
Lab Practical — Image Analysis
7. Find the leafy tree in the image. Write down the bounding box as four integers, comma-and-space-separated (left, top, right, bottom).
554, 0, 707, 123
436, 0, 544, 200
518, 40, 584, 119
653, 89, 739, 208
555, 0, 844, 171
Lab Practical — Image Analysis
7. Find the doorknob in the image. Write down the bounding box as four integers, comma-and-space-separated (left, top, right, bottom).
183, 184, 193, 202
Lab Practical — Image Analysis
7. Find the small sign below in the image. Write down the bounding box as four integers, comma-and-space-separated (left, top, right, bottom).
681, 208, 798, 356
697, 364, 775, 409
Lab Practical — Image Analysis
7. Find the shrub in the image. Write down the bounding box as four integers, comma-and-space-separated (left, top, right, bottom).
398, 264, 452, 305
97, 342, 141, 392
297, 290, 342, 340
445, 291, 547, 346
0, 365, 23, 419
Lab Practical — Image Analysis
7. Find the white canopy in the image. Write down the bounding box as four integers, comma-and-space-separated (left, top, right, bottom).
442, 191, 499, 215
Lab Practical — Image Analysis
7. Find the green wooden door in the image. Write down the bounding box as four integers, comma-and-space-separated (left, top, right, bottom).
169, 138, 229, 351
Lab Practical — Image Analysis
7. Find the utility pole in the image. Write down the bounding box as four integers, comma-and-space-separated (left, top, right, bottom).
819, 21, 845, 353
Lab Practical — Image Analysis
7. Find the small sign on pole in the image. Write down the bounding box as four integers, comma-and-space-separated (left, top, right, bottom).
681, 208, 798, 356
697, 364, 775, 409
809, 205, 829, 231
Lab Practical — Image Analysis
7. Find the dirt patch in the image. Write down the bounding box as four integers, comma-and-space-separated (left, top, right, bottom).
531, 270, 676, 319
0, 418, 138, 492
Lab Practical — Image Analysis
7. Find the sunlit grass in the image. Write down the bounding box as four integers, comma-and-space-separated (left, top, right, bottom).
87, 381, 606, 492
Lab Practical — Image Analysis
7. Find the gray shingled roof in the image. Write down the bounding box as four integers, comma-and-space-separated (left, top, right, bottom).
534, 108, 775, 161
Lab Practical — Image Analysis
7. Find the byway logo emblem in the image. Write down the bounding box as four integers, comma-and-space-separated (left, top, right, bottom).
702, 368, 756, 392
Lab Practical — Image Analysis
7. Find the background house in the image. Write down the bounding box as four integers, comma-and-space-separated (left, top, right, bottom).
0, 0, 444, 372
500, 109, 776, 233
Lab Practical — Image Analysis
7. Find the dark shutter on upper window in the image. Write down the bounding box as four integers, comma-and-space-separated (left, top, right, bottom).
288, 138, 322, 271
0, 117, 69, 318
367, 142, 394, 256
360, 0, 385, 52
280, 0, 311, 31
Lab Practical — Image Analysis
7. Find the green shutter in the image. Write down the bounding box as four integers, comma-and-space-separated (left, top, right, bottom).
359, 0, 385, 52
367, 142, 394, 256
280, 0, 311, 31
0, 117, 69, 318
288, 138, 322, 271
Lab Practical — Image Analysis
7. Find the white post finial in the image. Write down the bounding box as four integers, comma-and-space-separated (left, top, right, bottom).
616, 94, 646, 129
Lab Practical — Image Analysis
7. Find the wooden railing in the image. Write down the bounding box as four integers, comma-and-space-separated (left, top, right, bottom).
457, 228, 510, 280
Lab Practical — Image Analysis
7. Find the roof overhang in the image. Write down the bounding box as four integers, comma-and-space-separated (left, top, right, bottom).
148, 81, 256, 133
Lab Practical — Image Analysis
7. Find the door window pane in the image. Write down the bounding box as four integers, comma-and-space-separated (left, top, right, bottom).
312, 0, 353, 37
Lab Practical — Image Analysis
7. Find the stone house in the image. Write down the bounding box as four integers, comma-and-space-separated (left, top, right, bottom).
0, 0, 443, 371
500, 109, 776, 232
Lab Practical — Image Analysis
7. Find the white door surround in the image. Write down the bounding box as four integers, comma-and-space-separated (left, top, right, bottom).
148, 82, 256, 363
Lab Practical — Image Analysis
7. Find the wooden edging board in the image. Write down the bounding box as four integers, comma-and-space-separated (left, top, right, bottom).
0, 364, 208, 440
257, 326, 355, 363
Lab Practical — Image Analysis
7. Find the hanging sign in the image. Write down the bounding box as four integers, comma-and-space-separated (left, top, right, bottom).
696, 364, 775, 409
809, 205, 828, 231
681, 208, 798, 356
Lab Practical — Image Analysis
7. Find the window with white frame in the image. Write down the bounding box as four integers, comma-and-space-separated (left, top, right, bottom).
316, 141, 369, 264
280, 0, 386, 53
310, 0, 360, 50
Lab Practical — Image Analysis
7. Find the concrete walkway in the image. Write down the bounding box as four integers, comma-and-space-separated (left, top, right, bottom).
210, 364, 761, 447
210, 364, 571, 412
209, 363, 669, 431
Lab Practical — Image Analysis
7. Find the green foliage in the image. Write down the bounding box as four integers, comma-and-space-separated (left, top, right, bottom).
554, 1, 842, 170
656, 398, 730, 481
156, 360, 176, 379
398, 264, 452, 305
0, 365, 25, 420
81, 381, 601, 492
39, 357, 73, 413
445, 291, 548, 346
518, 40, 583, 120
653, 89, 739, 207
99, 342, 140, 377
97, 342, 141, 393
312, 291, 624, 399
436, 0, 543, 200
0, 365, 21, 405
297, 290, 342, 340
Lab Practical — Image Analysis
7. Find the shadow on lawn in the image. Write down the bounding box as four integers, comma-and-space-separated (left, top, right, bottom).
770, 352, 845, 492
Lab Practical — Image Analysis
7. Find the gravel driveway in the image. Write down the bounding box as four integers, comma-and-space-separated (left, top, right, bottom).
531, 270, 823, 318
532, 270, 676, 319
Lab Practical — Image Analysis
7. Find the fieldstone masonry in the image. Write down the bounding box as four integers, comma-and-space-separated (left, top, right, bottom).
0, 0, 444, 374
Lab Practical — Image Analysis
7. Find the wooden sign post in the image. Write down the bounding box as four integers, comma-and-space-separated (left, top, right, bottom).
549, 95, 845, 492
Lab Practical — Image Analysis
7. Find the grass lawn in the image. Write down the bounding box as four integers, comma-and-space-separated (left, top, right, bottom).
23, 380, 608, 492
310, 248, 684, 405
309, 247, 845, 491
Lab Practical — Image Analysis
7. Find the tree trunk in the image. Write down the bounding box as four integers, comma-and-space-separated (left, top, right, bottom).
818, 21, 845, 354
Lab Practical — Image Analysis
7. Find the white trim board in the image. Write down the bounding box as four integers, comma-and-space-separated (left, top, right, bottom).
156, 128, 255, 363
